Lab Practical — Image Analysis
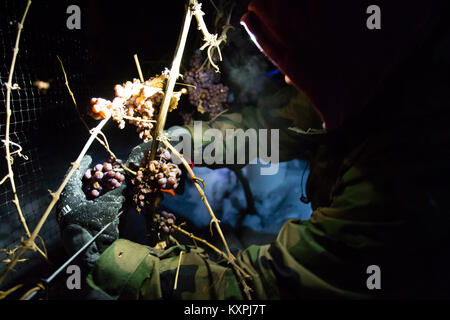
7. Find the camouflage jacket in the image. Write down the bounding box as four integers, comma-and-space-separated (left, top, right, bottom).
87, 83, 450, 299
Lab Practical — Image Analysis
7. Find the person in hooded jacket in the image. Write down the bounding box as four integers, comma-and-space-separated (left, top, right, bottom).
85, 0, 450, 299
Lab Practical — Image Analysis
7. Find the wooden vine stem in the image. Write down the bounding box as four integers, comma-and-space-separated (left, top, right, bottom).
0, 117, 111, 286
57, 56, 137, 176
171, 223, 249, 278
3, 0, 33, 241
144, 0, 194, 243
161, 138, 253, 300
145, 0, 252, 299
149, 0, 194, 161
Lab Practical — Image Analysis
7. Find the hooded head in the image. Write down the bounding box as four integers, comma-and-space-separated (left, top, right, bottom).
241, 1, 443, 130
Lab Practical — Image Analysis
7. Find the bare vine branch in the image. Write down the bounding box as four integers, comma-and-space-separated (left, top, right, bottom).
3, 0, 33, 240
57, 56, 137, 176
161, 137, 253, 299
149, 1, 194, 161
171, 223, 253, 299
0, 117, 111, 286
191, 0, 233, 72
0, 284, 23, 300
134, 54, 145, 82
19, 283, 44, 300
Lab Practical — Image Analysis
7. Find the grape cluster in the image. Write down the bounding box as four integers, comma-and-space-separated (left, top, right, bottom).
116, 79, 164, 142
82, 157, 126, 200
131, 148, 182, 213
156, 210, 177, 235
183, 53, 229, 118
90, 77, 166, 142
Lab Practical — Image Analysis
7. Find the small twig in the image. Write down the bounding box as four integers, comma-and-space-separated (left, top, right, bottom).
210, 108, 228, 121
172, 223, 253, 299
175, 82, 196, 89
161, 138, 233, 255
3, 140, 28, 161
1, 258, 27, 264
191, 0, 233, 72
122, 116, 156, 123
134, 54, 145, 82
0, 175, 9, 186
171, 224, 249, 278
0, 284, 23, 300
173, 251, 184, 290
149, 0, 194, 161
57, 56, 137, 176
19, 283, 44, 300
95, 130, 110, 150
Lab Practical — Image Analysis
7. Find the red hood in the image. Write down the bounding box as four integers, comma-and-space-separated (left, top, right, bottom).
241, 1, 441, 129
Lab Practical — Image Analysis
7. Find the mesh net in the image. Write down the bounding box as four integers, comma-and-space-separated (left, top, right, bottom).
0, 0, 93, 286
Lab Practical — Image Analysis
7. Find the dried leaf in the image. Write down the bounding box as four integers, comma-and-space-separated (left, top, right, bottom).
147, 74, 166, 89
155, 241, 167, 250
168, 91, 182, 112
197, 100, 206, 114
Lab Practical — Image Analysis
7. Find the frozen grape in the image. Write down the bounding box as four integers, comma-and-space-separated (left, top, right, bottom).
103, 162, 113, 171
82, 158, 125, 200
84, 170, 92, 180
130, 148, 182, 213
94, 171, 104, 180
115, 172, 125, 182
167, 177, 176, 186
157, 211, 177, 234
91, 190, 100, 198
107, 171, 116, 178
158, 178, 167, 186
92, 77, 171, 142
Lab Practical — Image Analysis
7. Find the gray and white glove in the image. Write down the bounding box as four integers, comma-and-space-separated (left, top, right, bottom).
56, 155, 126, 269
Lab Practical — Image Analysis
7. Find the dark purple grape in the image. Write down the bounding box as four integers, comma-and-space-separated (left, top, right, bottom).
107, 171, 116, 178
115, 172, 125, 182
161, 211, 169, 218
94, 171, 104, 180
91, 189, 100, 198
103, 162, 113, 171
84, 170, 92, 180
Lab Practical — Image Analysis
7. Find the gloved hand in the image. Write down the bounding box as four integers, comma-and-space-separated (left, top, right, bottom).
56, 155, 126, 269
